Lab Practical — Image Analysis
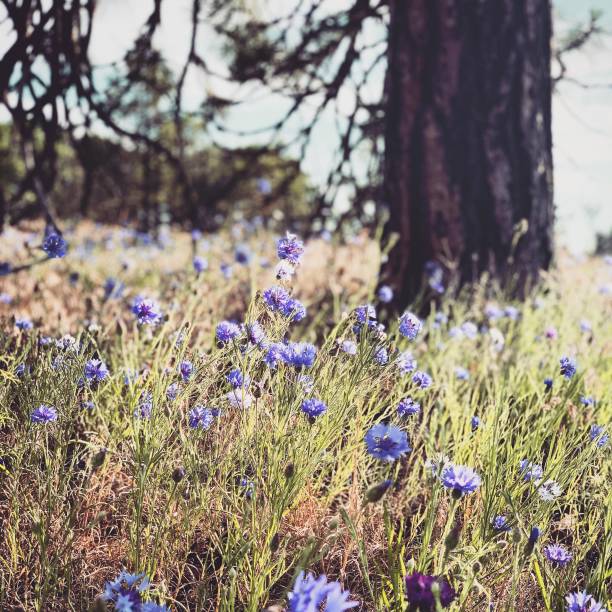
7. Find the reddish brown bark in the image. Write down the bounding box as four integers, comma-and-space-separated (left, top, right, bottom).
384, 0, 554, 305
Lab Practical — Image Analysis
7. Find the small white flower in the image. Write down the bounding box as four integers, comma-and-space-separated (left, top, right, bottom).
537, 479, 562, 501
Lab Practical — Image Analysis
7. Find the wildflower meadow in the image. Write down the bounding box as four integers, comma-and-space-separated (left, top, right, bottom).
0, 222, 610, 611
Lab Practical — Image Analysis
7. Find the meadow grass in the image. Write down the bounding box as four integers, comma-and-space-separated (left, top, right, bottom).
0, 223, 610, 611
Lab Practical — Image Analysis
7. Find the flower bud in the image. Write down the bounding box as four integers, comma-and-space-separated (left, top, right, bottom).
172, 466, 186, 483
365, 479, 393, 503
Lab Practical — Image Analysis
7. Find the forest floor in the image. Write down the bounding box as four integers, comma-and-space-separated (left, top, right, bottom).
0, 221, 610, 611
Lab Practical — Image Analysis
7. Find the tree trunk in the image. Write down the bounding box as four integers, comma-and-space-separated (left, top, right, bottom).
383, 0, 554, 306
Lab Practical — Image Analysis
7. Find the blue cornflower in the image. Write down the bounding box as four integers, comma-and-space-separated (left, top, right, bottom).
16, 363, 28, 377
102, 571, 168, 611
298, 374, 314, 393
485, 304, 503, 321
277, 232, 304, 264
245, 321, 266, 346
399, 311, 422, 340
257, 177, 272, 194
461, 321, 478, 339
440, 464, 481, 496
355, 304, 376, 325
544, 377, 553, 391
412, 371, 432, 389
397, 397, 420, 417
31, 404, 58, 423
239, 477, 255, 498
492, 515, 511, 532
590, 425, 609, 448
179, 360, 194, 382
504, 306, 520, 320
263, 285, 291, 310
287, 571, 357, 612
519, 459, 543, 482
365, 423, 411, 462
565, 590, 606, 612
529, 526, 541, 544
234, 244, 252, 265
263, 342, 285, 369
84, 359, 109, 383
193, 256, 208, 274
283, 298, 307, 322
216, 321, 241, 343
374, 346, 389, 365
15, 317, 33, 331
340, 339, 357, 355
301, 398, 327, 418
166, 382, 179, 402
227, 389, 253, 409
103, 277, 124, 299
433, 311, 448, 327
559, 356, 577, 379
188, 406, 215, 430
397, 350, 417, 375
81, 400, 95, 410
455, 366, 470, 381
0, 262, 11, 276
580, 395, 595, 407
42, 232, 68, 258
471, 415, 481, 431
377, 285, 393, 303
131, 297, 162, 325
191, 228, 202, 241
226, 368, 249, 388
134, 392, 153, 419
286, 342, 317, 368
220, 263, 233, 279
544, 543, 572, 567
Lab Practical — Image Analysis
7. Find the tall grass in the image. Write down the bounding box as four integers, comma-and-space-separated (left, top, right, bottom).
0, 225, 610, 611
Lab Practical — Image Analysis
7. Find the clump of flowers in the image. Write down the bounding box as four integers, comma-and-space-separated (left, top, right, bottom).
365, 423, 410, 462
287, 571, 357, 612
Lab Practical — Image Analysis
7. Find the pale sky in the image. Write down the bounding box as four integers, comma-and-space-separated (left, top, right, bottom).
3, 0, 611, 253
